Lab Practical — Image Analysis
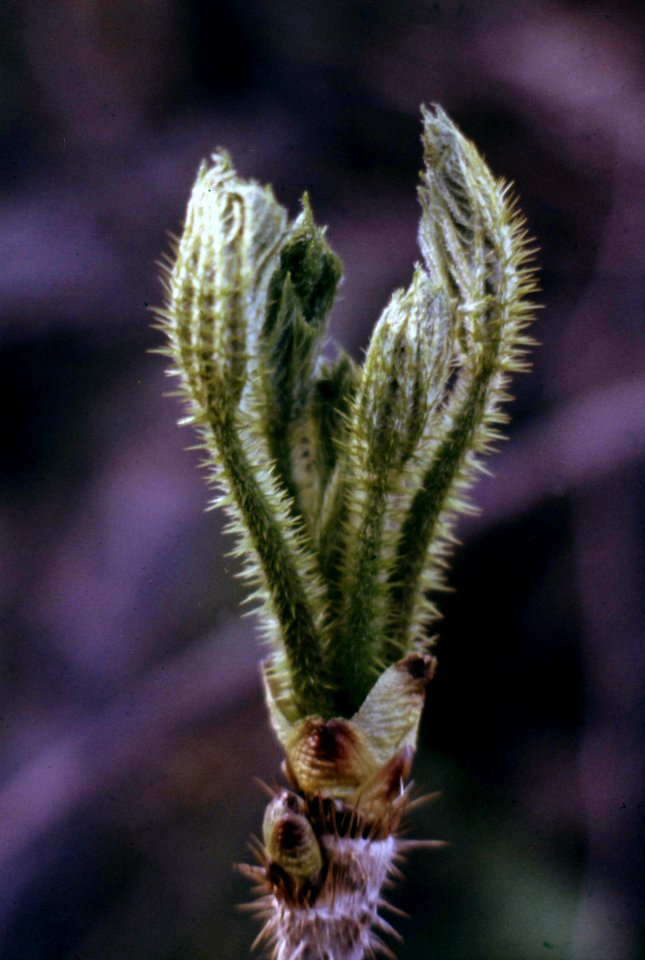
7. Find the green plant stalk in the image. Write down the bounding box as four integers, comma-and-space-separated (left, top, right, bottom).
157, 105, 537, 960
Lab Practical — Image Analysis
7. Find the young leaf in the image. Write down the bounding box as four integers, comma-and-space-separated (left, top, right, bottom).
157, 154, 334, 718
383, 105, 538, 662
325, 269, 452, 712
258, 195, 343, 528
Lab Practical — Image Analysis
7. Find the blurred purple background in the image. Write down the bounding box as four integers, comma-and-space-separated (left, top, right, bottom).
1, 2, 644, 958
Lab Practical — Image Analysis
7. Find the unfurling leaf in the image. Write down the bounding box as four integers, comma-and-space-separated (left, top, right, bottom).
157, 105, 537, 960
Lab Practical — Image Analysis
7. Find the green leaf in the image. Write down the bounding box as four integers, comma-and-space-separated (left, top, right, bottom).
323, 270, 451, 713
158, 154, 334, 718
157, 107, 537, 723
383, 105, 538, 661
258, 195, 343, 528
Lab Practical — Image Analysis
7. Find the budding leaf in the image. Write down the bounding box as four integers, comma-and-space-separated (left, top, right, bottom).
358, 267, 451, 474
311, 351, 358, 494
158, 105, 536, 724
323, 268, 452, 712
164, 151, 288, 414
157, 108, 537, 958
383, 105, 538, 662
158, 153, 336, 719
258, 195, 343, 523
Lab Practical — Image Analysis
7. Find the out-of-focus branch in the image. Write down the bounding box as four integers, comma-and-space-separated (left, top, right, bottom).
571, 476, 644, 960
463, 372, 645, 536
0, 617, 262, 876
